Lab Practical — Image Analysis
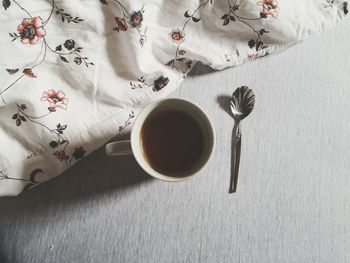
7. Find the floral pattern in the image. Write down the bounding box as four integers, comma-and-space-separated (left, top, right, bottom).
0, 0, 346, 196
323, 0, 348, 14
115, 17, 128, 31
53, 150, 67, 161
23, 68, 37, 78
129, 10, 143, 28
1, 0, 93, 104
0, 169, 43, 192
0, 0, 91, 188
130, 75, 169, 92
257, 0, 279, 18
101, 0, 147, 46
17, 16, 46, 44
72, 147, 86, 159
10, 93, 87, 168
169, 29, 185, 43
154, 76, 170, 91
118, 111, 135, 132
166, 0, 212, 74
166, 0, 278, 72
41, 89, 69, 111
221, 1, 278, 59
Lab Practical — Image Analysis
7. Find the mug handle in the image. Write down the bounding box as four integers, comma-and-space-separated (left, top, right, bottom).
105, 140, 132, 156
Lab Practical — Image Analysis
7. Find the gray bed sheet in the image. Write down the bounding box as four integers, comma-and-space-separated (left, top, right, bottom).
0, 19, 349, 263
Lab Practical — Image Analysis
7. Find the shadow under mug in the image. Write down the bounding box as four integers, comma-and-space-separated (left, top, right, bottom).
105, 98, 215, 182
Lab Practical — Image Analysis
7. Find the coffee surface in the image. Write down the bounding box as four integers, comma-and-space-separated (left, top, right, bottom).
141, 109, 205, 176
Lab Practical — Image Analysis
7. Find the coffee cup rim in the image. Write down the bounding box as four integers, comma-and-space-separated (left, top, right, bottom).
130, 98, 216, 182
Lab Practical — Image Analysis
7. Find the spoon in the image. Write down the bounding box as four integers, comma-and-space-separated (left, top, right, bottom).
229, 86, 255, 193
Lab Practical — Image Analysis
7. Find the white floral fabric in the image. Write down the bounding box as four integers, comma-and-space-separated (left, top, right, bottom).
0, 0, 348, 196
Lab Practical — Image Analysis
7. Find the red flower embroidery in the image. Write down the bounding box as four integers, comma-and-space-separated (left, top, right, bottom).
115, 17, 128, 31
23, 68, 36, 78
40, 89, 69, 110
169, 29, 185, 43
17, 16, 47, 44
257, 0, 279, 18
129, 10, 143, 28
53, 150, 67, 161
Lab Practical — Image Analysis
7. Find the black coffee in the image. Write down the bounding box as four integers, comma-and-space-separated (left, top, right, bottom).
141, 109, 205, 176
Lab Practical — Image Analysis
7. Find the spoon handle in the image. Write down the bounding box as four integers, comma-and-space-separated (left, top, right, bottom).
230, 122, 241, 193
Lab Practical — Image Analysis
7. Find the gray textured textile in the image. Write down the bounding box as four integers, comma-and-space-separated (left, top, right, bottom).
0, 19, 350, 263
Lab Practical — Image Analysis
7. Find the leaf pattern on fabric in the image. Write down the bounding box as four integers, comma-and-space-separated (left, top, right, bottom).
1, 1, 93, 103
0, 0, 347, 196
0, 1, 93, 180
119, 111, 135, 132
130, 75, 169, 92
323, 0, 348, 14
221, 1, 278, 60
0, 169, 42, 191
101, 0, 147, 47
166, 0, 212, 74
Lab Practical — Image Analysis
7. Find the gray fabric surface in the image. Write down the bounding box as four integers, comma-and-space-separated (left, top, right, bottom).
1, 19, 350, 263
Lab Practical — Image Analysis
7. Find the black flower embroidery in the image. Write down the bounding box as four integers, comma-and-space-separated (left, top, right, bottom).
153, 76, 169, 91
72, 146, 86, 160
49, 140, 59, 148
73, 57, 82, 65
221, 2, 271, 59
64, 39, 75, 50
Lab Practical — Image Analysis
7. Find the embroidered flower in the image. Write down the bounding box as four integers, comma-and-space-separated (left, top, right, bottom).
17, 16, 46, 44
115, 17, 128, 31
41, 89, 69, 110
23, 68, 36, 78
63, 39, 75, 50
72, 146, 86, 160
153, 76, 169, 91
73, 57, 82, 65
257, 0, 279, 18
169, 29, 185, 43
49, 141, 59, 148
53, 150, 67, 161
129, 10, 143, 28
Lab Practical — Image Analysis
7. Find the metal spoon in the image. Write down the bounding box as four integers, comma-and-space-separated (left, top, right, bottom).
229, 86, 255, 193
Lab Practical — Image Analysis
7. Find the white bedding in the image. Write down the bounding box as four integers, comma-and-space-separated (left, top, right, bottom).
0, 0, 348, 196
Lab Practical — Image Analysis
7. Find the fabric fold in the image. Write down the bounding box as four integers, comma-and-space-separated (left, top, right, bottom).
0, 0, 348, 196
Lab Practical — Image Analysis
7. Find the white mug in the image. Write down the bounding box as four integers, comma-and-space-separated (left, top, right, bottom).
105, 98, 215, 182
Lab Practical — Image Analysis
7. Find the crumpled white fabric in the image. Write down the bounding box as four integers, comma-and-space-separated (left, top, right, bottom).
0, 0, 348, 196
